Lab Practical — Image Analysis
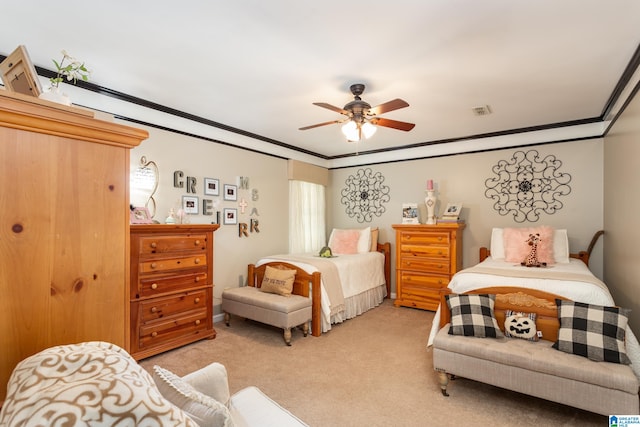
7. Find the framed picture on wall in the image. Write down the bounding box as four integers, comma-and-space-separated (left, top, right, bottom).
223, 184, 237, 201
223, 208, 237, 225
204, 178, 219, 196
182, 195, 199, 214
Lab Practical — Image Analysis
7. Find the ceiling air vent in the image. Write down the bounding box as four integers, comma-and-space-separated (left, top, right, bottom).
472, 105, 492, 116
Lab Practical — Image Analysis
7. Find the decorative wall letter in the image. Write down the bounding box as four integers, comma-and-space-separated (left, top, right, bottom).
202, 199, 213, 215
173, 170, 184, 188
186, 176, 197, 193
238, 223, 249, 237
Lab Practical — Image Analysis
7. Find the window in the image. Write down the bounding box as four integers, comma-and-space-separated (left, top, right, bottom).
289, 180, 326, 253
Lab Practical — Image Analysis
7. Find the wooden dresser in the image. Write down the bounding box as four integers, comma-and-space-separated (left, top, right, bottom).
130, 224, 219, 360
392, 223, 465, 311
0, 92, 147, 404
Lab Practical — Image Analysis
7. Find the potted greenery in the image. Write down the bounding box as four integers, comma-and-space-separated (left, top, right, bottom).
39, 50, 90, 106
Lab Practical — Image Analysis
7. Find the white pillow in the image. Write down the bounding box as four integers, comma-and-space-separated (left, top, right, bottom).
182, 362, 230, 406
328, 227, 371, 254
153, 365, 233, 427
489, 227, 570, 263
553, 229, 570, 263
490, 228, 505, 259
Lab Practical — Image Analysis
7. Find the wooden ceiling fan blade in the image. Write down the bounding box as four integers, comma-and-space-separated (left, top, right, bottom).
299, 120, 342, 130
313, 102, 349, 115
372, 117, 415, 131
368, 99, 409, 116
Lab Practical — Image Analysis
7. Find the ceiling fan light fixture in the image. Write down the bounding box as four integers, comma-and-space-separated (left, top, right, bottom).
342, 120, 377, 142
341, 120, 360, 141
362, 121, 377, 139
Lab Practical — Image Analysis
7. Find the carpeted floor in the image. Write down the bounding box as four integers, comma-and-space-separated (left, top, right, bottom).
139, 299, 606, 426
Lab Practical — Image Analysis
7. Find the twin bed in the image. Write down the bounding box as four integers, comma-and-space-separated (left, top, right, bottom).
254, 227, 391, 336
427, 227, 640, 380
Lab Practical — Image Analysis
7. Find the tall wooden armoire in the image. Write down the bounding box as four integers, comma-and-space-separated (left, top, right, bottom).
0, 91, 148, 404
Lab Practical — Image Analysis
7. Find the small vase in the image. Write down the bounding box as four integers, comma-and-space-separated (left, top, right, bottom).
39, 86, 71, 106
425, 190, 437, 225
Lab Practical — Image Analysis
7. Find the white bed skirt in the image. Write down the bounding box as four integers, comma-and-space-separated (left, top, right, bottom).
325, 284, 387, 332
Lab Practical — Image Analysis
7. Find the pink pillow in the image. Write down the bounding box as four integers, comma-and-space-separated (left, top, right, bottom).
503, 226, 555, 265
329, 229, 360, 254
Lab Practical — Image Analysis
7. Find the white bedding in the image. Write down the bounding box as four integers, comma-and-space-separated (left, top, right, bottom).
426, 257, 640, 379
257, 252, 387, 332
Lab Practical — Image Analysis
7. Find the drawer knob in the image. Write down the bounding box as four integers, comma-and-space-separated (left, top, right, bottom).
151, 306, 157, 313
151, 283, 158, 290
150, 262, 157, 269
195, 319, 201, 325
194, 258, 201, 264
151, 332, 158, 338
194, 298, 200, 304
194, 240, 201, 246
195, 276, 201, 282
150, 242, 157, 249
438, 237, 443, 241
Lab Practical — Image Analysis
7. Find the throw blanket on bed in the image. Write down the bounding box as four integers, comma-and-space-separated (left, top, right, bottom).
462, 264, 610, 294
261, 254, 346, 316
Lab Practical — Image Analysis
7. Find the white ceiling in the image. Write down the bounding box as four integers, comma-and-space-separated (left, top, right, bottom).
3, 1, 640, 168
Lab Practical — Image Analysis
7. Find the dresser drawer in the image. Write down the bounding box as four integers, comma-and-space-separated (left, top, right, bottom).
138, 234, 208, 255
399, 231, 450, 246
399, 257, 450, 273
399, 271, 450, 289
397, 285, 442, 311
138, 308, 209, 349
400, 244, 450, 258
139, 289, 209, 322
135, 271, 207, 298
139, 255, 206, 274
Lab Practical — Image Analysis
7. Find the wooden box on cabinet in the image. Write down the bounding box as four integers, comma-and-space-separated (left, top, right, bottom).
392, 223, 465, 311
130, 224, 219, 360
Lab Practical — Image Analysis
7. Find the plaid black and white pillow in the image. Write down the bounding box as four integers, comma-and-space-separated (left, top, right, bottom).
445, 293, 504, 338
552, 299, 631, 364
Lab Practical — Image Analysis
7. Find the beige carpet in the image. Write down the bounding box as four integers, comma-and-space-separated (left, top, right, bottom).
139, 299, 605, 426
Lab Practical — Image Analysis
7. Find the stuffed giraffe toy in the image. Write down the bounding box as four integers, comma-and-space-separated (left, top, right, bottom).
521, 233, 547, 267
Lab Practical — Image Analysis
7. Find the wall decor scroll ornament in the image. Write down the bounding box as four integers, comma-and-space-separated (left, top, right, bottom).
484, 150, 572, 223
340, 168, 390, 223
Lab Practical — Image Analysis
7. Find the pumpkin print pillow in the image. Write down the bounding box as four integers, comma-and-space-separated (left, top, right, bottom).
504, 310, 539, 341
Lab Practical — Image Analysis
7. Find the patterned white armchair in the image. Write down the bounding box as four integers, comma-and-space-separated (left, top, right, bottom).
0, 342, 307, 427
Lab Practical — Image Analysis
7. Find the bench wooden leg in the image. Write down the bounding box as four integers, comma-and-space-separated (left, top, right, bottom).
437, 371, 450, 396
302, 322, 309, 337
283, 328, 292, 346
224, 312, 230, 326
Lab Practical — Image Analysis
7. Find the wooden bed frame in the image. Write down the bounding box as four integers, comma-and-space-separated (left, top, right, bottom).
438, 286, 568, 337
479, 230, 603, 267
250, 241, 392, 338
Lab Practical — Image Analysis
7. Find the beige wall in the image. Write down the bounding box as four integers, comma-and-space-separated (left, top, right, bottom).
128, 124, 289, 316
604, 89, 640, 333
328, 140, 605, 296
128, 121, 610, 315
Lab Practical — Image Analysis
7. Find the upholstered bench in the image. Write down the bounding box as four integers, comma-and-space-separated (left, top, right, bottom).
222, 263, 320, 345
432, 287, 639, 416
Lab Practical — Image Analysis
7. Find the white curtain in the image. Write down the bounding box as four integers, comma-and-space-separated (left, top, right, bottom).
289, 180, 326, 254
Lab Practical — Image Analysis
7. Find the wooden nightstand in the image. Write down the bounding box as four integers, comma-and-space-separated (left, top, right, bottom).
392, 223, 465, 311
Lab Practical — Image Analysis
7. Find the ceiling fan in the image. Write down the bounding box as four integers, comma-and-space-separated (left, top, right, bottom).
299, 83, 415, 142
